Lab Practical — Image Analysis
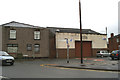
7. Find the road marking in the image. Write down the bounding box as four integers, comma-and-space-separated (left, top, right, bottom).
40, 64, 44, 66
55, 67, 120, 73
45, 64, 57, 65
40, 64, 120, 73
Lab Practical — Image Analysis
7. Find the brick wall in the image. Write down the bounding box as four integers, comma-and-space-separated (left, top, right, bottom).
49, 31, 56, 58
56, 49, 75, 58
0, 26, 2, 51
109, 36, 120, 52
2, 27, 50, 58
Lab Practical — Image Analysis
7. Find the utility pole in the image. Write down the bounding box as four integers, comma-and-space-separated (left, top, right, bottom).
79, 0, 83, 64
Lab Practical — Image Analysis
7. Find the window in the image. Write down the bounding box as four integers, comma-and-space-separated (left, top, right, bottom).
34, 44, 40, 53
27, 44, 32, 51
34, 31, 40, 40
117, 38, 119, 43
10, 30, 16, 39
7, 44, 18, 53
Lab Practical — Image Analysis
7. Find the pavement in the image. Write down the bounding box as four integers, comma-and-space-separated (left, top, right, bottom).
44, 57, 120, 72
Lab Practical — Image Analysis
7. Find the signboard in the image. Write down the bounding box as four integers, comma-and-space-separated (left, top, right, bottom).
102, 38, 106, 40
66, 40, 68, 44
70, 39, 72, 42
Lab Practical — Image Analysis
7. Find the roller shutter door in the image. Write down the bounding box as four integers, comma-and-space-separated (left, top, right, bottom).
75, 41, 92, 57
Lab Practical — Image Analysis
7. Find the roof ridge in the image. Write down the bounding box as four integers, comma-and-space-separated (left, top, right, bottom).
47, 27, 92, 30
2, 21, 38, 27
47, 27, 106, 35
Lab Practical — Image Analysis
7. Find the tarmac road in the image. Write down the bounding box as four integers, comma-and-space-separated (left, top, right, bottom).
1, 58, 119, 78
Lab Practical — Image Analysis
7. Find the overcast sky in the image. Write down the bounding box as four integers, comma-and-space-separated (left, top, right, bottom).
0, 0, 119, 38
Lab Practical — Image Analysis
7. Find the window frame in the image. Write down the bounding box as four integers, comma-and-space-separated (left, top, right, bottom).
9, 29, 16, 40
34, 31, 40, 40
27, 44, 32, 51
7, 44, 18, 53
117, 38, 119, 43
34, 44, 40, 53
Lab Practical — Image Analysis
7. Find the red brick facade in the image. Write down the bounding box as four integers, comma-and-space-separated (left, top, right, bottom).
108, 33, 120, 52
49, 31, 56, 58
56, 48, 109, 58
56, 49, 75, 58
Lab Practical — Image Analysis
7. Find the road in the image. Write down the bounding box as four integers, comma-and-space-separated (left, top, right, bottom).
1, 58, 119, 78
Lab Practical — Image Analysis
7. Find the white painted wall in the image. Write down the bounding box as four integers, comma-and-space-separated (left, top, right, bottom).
0, 26, 2, 51
56, 33, 107, 49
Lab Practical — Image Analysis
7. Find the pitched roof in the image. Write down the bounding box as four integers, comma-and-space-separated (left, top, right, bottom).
108, 34, 120, 39
114, 34, 120, 38
47, 27, 105, 35
1, 21, 43, 28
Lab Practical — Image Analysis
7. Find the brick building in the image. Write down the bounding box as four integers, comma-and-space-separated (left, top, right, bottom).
0, 21, 56, 58
108, 33, 120, 52
0, 21, 108, 58
47, 27, 108, 58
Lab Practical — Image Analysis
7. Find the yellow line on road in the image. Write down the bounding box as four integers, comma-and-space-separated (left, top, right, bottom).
40, 64, 120, 73
57, 67, 120, 73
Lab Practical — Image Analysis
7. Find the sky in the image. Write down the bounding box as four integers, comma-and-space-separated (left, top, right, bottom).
0, 0, 119, 38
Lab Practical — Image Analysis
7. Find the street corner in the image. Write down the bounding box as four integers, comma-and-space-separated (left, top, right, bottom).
75, 57, 119, 66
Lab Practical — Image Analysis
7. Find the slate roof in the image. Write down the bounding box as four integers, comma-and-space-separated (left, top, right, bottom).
47, 27, 106, 35
1, 21, 43, 28
108, 34, 120, 39
1, 21, 106, 35
114, 34, 120, 38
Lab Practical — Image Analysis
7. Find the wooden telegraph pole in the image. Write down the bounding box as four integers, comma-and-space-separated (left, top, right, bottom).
79, 0, 83, 64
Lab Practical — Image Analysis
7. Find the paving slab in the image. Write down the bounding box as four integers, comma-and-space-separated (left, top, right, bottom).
45, 58, 120, 72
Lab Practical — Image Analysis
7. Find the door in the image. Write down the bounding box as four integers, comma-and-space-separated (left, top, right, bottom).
75, 41, 92, 57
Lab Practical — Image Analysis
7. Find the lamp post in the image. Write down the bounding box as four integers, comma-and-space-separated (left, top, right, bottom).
79, 0, 83, 64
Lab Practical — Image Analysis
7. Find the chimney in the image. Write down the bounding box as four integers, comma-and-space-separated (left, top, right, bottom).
111, 33, 114, 38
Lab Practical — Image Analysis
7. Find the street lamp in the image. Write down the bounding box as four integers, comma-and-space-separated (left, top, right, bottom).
79, 0, 83, 64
